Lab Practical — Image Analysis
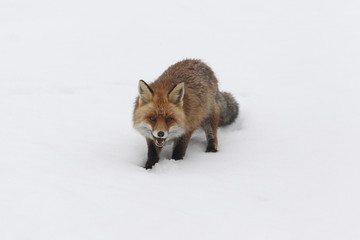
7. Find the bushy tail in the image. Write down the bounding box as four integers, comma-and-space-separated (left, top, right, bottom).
217, 91, 239, 127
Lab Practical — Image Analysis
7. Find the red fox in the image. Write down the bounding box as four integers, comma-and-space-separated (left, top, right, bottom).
133, 59, 239, 169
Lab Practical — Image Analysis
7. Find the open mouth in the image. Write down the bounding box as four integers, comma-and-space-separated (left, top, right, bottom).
153, 137, 166, 148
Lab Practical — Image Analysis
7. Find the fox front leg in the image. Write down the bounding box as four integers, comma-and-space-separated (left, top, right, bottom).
172, 132, 193, 160
145, 138, 161, 169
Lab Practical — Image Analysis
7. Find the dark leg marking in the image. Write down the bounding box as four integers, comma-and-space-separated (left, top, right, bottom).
172, 132, 193, 160
201, 110, 219, 153
145, 138, 162, 169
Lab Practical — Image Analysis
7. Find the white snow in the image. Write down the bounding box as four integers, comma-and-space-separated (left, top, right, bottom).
1, 0, 360, 239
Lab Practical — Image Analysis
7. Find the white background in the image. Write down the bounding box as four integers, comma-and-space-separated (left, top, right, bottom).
1, 0, 359, 239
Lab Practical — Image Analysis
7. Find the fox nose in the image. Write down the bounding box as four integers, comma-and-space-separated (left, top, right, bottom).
157, 131, 164, 137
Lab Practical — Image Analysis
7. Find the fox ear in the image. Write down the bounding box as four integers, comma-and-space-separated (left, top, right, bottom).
168, 82, 185, 106
138, 80, 153, 104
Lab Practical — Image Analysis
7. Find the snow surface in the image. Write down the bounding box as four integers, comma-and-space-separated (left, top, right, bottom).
1, 0, 360, 239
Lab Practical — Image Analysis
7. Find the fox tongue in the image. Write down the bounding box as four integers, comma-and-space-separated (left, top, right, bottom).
156, 138, 164, 144
155, 137, 165, 147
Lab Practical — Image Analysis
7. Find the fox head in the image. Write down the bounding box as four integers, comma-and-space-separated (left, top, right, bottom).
133, 80, 186, 148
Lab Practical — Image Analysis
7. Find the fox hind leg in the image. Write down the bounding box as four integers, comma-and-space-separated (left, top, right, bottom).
202, 109, 220, 152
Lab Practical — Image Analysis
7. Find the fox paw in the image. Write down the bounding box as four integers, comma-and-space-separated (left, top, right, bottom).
206, 146, 218, 152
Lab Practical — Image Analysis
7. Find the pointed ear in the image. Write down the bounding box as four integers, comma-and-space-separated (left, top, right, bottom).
138, 80, 153, 104
168, 82, 185, 106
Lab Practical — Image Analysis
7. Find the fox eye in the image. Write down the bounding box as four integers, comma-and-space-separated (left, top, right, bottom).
166, 117, 173, 123
149, 116, 156, 122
